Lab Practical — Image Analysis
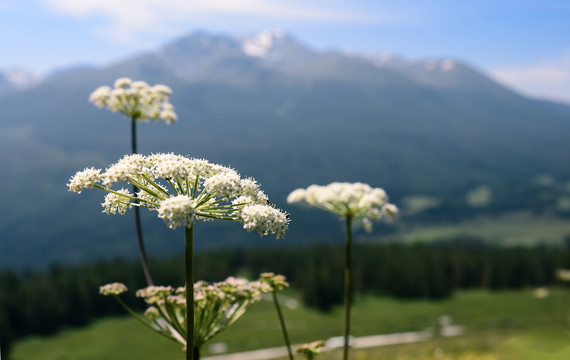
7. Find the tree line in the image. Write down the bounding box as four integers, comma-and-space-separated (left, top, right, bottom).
1, 239, 570, 358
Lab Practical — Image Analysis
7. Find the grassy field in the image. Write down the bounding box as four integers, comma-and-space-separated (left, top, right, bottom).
392, 211, 570, 246
10, 287, 570, 360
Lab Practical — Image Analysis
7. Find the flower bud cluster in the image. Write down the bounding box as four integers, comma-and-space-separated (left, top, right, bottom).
288, 182, 397, 230
259, 272, 289, 292
115, 274, 279, 349
89, 77, 177, 124
68, 153, 289, 237
99, 282, 128, 296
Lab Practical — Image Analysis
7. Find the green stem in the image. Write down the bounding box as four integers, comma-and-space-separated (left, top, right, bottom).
131, 116, 138, 154
272, 292, 294, 360
343, 215, 353, 360
131, 116, 154, 286
185, 225, 195, 360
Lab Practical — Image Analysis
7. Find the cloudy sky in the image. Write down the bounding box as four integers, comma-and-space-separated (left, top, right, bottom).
2, 0, 570, 103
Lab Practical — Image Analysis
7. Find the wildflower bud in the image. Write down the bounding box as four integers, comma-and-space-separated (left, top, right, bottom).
259, 272, 289, 292
99, 282, 128, 296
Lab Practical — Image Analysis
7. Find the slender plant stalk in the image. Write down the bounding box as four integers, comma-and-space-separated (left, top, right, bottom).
271, 292, 294, 360
185, 225, 195, 360
131, 117, 154, 286
343, 215, 353, 360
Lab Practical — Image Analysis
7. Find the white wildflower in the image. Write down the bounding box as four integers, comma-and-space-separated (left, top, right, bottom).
67, 167, 101, 193
99, 282, 128, 296
382, 203, 399, 219
240, 204, 289, 239
70, 153, 288, 238
102, 188, 132, 215
131, 80, 149, 89
286, 188, 306, 203
151, 153, 192, 180
152, 84, 172, 97
159, 109, 178, 124
241, 178, 269, 204
114, 77, 132, 88
88, 86, 111, 107
89, 78, 177, 124
288, 181, 397, 230
102, 154, 149, 186
204, 171, 243, 198
157, 195, 196, 229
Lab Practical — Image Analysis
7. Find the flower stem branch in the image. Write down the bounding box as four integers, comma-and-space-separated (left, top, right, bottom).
131, 116, 154, 286
343, 215, 353, 360
272, 291, 294, 360
185, 225, 195, 360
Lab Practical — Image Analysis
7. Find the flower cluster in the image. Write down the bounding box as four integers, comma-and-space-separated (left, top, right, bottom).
99, 282, 128, 296
259, 272, 289, 292
193, 277, 271, 347
288, 182, 397, 230
68, 153, 289, 238
89, 77, 177, 124
296, 340, 326, 360
101, 275, 276, 350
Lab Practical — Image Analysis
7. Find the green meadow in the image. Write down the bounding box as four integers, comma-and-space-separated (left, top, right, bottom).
11, 288, 570, 360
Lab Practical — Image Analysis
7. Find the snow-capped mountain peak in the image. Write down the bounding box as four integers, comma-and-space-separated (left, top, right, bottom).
241, 30, 286, 58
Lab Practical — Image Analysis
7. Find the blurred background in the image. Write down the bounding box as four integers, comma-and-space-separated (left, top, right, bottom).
1, 1, 569, 359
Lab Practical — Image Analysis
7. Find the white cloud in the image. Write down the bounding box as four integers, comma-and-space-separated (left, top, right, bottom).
490, 53, 570, 104
41, 0, 392, 44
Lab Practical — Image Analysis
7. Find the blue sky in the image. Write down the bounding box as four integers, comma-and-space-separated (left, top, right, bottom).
2, 0, 570, 103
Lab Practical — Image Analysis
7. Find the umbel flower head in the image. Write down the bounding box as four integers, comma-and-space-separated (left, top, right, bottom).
100, 275, 277, 350
68, 153, 288, 238
259, 272, 289, 292
89, 77, 177, 124
288, 182, 397, 231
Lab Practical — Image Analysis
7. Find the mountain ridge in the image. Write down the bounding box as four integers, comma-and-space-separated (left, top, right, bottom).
2, 30, 570, 269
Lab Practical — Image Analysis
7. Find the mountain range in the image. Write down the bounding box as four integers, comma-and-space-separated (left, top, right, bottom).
2, 30, 570, 269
